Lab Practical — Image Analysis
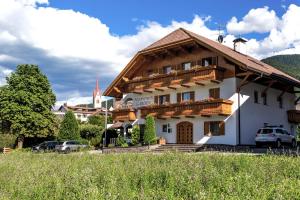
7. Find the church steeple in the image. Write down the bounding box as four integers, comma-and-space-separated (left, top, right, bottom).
93, 79, 102, 108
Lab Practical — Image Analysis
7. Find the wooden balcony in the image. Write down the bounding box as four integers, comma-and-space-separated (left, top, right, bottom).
140, 99, 232, 118
112, 108, 136, 122
287, 110, 300, 123
125, 66, 224, 93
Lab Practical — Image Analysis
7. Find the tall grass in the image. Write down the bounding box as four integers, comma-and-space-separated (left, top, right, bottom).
0, 152, 300, 199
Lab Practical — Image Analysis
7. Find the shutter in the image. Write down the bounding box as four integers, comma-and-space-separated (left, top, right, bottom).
154, 96, 159, 104
219, 121, 225, 135
166, 94, 170, 103
177, 93, 182, 103
190, 91, 195, 102
212, 57, 217, 66
201, 58, 205, 66
215, 88, 220, 99
204, 122, 210, 136
209, 88, 214, 99
197, 60, 202, 66
191, 61, 196, 68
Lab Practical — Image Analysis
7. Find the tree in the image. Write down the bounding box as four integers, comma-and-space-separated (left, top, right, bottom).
0, 65, 57, 148
88, 115, 113, 127
58, 111, 80, 140
80, 124, 103, 140
131, 125, 140, 145
143, 115, 157, 145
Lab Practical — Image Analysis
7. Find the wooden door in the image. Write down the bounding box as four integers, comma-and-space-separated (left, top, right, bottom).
176, 122, 193, 144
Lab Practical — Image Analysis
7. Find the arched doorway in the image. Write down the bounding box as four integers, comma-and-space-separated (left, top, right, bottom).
176, 122, 193, 144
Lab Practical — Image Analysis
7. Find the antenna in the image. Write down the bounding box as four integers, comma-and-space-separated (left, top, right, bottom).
216, 23, 225, 43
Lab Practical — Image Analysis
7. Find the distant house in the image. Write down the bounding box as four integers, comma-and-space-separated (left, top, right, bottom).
54, 80, 112, 122
104, 28, 300, 145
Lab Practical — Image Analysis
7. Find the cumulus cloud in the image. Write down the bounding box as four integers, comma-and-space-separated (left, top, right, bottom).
227, 6, 279, 34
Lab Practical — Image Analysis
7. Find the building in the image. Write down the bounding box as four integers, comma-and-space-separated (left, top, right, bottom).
103, 28, 300, 145
55, 80, 111, 122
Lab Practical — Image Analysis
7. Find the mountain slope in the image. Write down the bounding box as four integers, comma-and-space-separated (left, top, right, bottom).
261, 54, 300, 80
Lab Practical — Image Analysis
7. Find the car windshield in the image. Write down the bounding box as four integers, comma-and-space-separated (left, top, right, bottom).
258, 129, 273, 134
58, 142, 64, 145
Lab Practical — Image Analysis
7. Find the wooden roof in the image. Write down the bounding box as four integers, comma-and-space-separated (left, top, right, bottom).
104, 28, 300, 97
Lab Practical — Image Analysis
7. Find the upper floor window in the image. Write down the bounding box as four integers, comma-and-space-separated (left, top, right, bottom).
177, 91, 195, 102
262, 93, 267, 105
147, 69, 153, 76
254, 91, 259, 103
209, 88, 220, 99
202, 57, 213, 67
154, 94, 170, 105
278, 97, 283, 108
163, 66, 172, 74
182, 62, 191, 70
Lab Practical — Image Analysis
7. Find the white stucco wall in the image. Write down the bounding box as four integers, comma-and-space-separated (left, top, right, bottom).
237, 79, 296, 145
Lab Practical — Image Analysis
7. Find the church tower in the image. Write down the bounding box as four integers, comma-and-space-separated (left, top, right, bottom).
93, 79, 102, 108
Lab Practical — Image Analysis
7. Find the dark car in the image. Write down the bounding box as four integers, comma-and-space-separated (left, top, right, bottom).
32, 141, 59, 152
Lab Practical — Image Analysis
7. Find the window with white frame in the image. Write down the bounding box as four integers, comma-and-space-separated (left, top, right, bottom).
162, 123, 172, 133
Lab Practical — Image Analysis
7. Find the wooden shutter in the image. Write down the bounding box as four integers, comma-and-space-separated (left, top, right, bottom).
197, 59, 202, 66
191, 61, 196, 68
177, 93, 182, 103
219, 121, 225, 135
166, 94, 170, 103
154, 96, 159, 104
212, 57, 217, 66
190, 91, 195, 102
204, 122, 210, 136
215, 88, 220, 99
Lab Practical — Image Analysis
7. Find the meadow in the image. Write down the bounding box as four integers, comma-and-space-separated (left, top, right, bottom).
0, 152, 300, 200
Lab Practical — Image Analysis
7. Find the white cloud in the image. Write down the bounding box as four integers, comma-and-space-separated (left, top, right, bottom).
227, 6, 279, 34
0, 66, 13, 86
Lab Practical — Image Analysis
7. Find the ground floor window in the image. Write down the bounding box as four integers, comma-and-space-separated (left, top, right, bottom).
204, 121, 225, 136
162, 123, 172, 133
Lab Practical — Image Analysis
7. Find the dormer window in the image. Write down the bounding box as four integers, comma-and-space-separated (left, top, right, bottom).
182, 62, 191, 70
163, 66, 172, 74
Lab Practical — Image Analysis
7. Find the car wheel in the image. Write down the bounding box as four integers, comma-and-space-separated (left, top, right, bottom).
65, 148, 71, 154
291, 140, 297, 148
276, 139, 281, 148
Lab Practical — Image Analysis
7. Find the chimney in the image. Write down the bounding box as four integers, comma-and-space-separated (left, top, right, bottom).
233, 37, 247, 54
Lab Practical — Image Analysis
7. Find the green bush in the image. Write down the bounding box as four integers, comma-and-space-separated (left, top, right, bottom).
90, 137, 101, 147
0, 134, 16, 148
121, 143, 128, 148
80, 124, 103, 139
116, 135, 126, 146
143, 115, 157, 145
131, 125, 140, 146
58, 111, 80, 140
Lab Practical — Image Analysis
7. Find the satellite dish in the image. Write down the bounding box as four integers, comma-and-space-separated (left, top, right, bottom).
218, 35, 224, 43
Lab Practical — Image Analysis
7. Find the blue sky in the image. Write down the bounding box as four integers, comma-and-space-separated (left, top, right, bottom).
0, 0, 300, 105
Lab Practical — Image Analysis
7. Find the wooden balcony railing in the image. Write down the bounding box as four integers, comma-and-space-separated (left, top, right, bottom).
287, 110, 300, 123
112, 108, 136, 122
140, 99, 232, 118
125, 66, 224, 93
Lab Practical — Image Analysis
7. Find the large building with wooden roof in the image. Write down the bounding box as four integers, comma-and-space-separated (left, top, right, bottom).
104, 28, 300, 145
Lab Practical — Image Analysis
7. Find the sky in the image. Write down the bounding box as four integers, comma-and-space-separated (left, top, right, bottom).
0, 0, 300, 106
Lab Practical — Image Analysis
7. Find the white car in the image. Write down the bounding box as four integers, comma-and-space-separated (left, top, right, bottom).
55, 141, 88, 153
255, 126, 297, 148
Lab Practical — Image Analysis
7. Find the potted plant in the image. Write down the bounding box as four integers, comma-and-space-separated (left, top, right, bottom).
158, 137, 166, 145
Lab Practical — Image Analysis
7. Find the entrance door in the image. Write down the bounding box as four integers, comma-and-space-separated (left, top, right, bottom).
176, 122, 193, 144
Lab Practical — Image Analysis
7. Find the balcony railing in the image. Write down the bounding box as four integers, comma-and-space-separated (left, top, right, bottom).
125, 66, 224, 93
112, 108, 136, 122
287, 110, 300, 123
140, 99, 232, 118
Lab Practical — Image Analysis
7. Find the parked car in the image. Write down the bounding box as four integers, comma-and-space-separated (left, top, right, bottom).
32, 141, 59, 152
255, 126, 297, 148
55, 141, 88, 153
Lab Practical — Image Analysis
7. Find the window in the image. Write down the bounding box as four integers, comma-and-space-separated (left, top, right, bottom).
182, 62, 191, 70
209, 88, 220, 99
204, 121, 225, 136
163, 66, 172, 74
278, 97, 283, 108
276, 129, 284, 134
155, 94, 170, 105
162, 123, 172, 133
254, 91, 259, 103
147, 69, 153, 75
177, 92, 195, 102
262, 93, 267, 105
202, 57, 213, 67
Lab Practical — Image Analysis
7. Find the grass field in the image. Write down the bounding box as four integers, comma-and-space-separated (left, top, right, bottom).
0, 152, 300, 200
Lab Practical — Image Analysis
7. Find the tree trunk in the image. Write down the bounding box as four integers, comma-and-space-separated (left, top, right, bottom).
17, 135, 24, 149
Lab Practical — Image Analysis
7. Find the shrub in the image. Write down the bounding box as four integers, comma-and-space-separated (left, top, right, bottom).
116, 135, 126, 146
143, 115, 157, 145
0, 134, 16, 148
58, 111, 80, 140
90, 137, 101, 147
121, 143, 128, 148
80, 124, 103, 139
131, 125, 140, 145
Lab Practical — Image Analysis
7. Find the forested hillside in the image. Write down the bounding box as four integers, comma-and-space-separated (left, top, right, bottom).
261, 54, 300, 80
